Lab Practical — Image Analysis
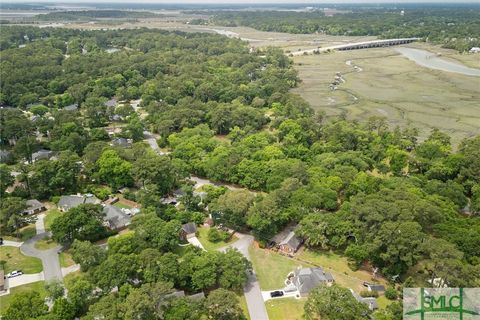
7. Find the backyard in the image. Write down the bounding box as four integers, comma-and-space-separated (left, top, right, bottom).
249, 246, 310, 291
0, 246, 42, 274
0, 281, 46, 314
196, 226, 238, 251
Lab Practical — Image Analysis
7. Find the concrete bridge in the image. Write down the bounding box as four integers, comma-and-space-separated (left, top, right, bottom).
290, 38, 420, 56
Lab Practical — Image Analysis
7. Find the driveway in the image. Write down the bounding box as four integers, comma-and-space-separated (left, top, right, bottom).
187, 236, 206, 251
219, 235, 269, 320
2, 240, 23, 247
7, 272, 44, 288
143, 131, 168, 155
20, 214, 63, 282
262, 289, 299, 301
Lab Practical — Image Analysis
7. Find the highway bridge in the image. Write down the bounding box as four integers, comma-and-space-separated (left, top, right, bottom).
290, 38, 420, 56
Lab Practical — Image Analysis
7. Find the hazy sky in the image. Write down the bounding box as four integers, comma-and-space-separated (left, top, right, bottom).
3, 0, 479, 3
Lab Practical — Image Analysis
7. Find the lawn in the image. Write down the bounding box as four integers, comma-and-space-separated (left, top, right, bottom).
3, 224, 36, 242
249, 246, 310, 291
0, 247, 42, 274
59, 251, 75, 268
113, 202, 132, 209
265, 297, 306, 320
44, 209, 62, 230
196, 227, 238, 251
236, 292, 250, 320
34, 238, 58, 250
297, 249, 384, 292
0, 281, 46, 315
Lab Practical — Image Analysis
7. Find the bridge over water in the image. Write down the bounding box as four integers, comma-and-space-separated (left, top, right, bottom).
291, 38, 420, 56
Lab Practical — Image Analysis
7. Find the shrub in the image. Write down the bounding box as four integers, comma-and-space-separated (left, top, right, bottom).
208, 228, 222, 242
385, 287, 398, 300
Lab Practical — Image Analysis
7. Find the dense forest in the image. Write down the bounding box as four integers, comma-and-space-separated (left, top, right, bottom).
33, 10, 159, 21
208, 8, 480, 52
0, 26, 479, 320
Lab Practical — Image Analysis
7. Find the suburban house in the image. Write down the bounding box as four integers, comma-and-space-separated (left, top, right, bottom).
0, 149, 13, 163
270, 224, 303, 255
363, 282, 385, 293
58, 194, 101, 212
64, 103, 79, 111
179, 222, 197, 241
350, 289, 379, 311
292, 267, 334, 297
105, 98, 118, 108
111, 137, 133, 148
23, 199, 46, 215
31, 149, 55, 162
103, 204, 131, 231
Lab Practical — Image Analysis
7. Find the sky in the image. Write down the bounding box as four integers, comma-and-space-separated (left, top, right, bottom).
3, 0, 479, 3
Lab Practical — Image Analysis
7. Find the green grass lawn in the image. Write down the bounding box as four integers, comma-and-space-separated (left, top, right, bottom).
265, 297, 306, 320
113, 202, 132, 209
236, 292, 250, 320
0, 281, 46, 315
44, 209, 62, 231
0, 247, 42, 274
3, 224, 36, 242
196, 227, 238, 251
34, 238, 58, 250
249, 246, 310, 291
59, 251, 75, 268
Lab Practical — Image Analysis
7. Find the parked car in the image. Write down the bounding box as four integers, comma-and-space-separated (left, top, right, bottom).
0, 237, 3, 245
270, 290, 284, 298
7, 270, 23, 278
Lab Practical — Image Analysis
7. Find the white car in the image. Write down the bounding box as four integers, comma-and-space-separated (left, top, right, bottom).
6, 270, 23, 278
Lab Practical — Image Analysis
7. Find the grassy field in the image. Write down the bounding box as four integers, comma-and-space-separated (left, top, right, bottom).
113, 202, 132, 209
249, 246, 310, 290
44, 209, 62, 230
265, 297, 306, 320
292, 44, 480, 146
34, 238, 58, 250
59, 251, 75, 268
3, 224, 36, 242
0, 247, 42, 274
196, 227, 238, 251
0, 281, 46, 315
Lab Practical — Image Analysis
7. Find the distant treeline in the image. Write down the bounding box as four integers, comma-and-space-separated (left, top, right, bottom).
208, 8, 480, 52
33, 10, 159, 21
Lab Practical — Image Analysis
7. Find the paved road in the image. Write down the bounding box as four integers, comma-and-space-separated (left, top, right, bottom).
143, 131, 168, 155
2, 240, 23, 247
20, 214, 63, 282
219, 235, 269, 320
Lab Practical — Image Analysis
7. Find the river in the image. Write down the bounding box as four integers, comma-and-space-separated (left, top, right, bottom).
395, 47, 480, 77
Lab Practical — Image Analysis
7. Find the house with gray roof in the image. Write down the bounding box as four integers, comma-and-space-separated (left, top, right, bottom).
58, 194, 100, 212
64, 104, 78, 111
103, 204, 131, 231
363, 282, 385, 293
292, 267, 334, 297
350, 289, 379, 311
180, 222, 197, 241
32, 149, 54, 162
270, 224, 303, 256
111, 137, 132, 148
23, 199, 46, 215
0, 150, 13, 163
105, 99, 118, 108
